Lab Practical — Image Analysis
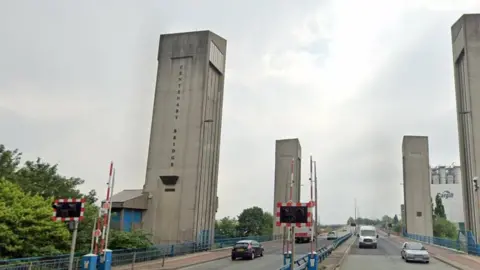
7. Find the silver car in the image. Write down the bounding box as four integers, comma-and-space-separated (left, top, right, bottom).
401, 242, 430, 263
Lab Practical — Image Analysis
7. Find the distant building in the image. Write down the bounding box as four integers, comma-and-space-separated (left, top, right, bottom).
109, 189, 148, 232
430, 165, 461, 184
429, 165, 465, 224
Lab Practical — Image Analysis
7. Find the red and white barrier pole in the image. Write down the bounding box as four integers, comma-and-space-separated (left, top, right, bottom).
99, 162, 114, 253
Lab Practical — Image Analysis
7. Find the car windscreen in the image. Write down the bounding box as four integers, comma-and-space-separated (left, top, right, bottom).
234, 242, 249, 248
328, 232, 335, 235
406, 242, 425, 250
360, 230, 376, 237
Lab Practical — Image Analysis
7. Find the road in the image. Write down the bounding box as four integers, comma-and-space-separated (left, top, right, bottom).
340, 232, 457, 270
180, 235, 339, 270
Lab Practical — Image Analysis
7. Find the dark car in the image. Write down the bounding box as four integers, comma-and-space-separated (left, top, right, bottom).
231, 240, 264, 260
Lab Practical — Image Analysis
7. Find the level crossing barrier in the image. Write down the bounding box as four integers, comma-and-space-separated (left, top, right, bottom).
277, 232, 352, 270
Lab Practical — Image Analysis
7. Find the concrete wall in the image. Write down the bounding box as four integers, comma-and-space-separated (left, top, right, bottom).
402, 136, 433, 236
272, 138, 302, 236
142, 31, 227, 244
452, 14, 480, 240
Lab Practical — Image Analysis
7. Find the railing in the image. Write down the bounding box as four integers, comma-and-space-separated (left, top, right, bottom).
0, 257, 82, 270
277, 232, 353, 270
0, 234, 282, 270
403, 231, 480, 256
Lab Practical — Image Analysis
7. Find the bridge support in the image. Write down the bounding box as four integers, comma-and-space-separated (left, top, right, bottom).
81, 254, 97, 270
307, 252, 319, 270
98, 250, 113, 270
283, 251, 292, 269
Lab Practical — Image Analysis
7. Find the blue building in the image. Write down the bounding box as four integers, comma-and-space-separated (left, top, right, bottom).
109, 189, 148, 232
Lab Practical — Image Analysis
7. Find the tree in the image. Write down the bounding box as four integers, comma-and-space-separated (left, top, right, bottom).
0, 178, 71, 258
434, 194, 447, 219
433, 218, 457, 239
347, 217, 355, 225
0, 145, 97, 202
393, 214, 399, 224
0, 145, 21, 180
237, 207, 265, 236
215, 217, 238, 238
260, 212, 274, 236
108, 229, 153, 250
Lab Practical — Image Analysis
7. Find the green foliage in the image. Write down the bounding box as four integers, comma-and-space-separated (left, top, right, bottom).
75, 203, 99, 253
346, 217, 355, 225
393, 214, 399, 224
237, 206, 265, 236
355, 217, 380, 225
0, 144, 152, 258
433, 218, 457, 239
260, 212, 274, 236
108, 229, 153, 250
0, 178, 71, 258
434, 194, 447, 219
215, 217, 239, 238
215, 207, 274, 238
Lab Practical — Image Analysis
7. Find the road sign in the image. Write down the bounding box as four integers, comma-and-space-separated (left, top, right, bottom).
102, 202, 110, 209
93, 229, 101, 237
275, 201, 313, 227
52, 198, 86, 221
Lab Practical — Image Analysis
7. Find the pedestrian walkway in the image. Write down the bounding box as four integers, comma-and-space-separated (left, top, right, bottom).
389, 233, 480, 270
113, 240, 282, 270
113, 249, 231, 270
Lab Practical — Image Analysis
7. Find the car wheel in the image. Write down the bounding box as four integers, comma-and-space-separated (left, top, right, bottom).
231, 256, 235, 261
250, 252, 255, 260
425, 261, 429, 264
374, 244, 377, 249
260, 250, 264, 257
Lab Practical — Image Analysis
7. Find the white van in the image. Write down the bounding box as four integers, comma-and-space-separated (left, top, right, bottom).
357, 225, 379, 249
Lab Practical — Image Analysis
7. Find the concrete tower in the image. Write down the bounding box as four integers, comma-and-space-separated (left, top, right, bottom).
452, 14, 480, 240
272, 138, 302, 237
402, 135, 433, 236
142, 31, 227, 244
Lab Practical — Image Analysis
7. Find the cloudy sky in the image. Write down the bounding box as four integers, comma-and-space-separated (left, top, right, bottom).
0, 0, 478, 224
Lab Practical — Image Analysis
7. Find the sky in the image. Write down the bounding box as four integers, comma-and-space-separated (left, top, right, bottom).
0, 0, 479, 225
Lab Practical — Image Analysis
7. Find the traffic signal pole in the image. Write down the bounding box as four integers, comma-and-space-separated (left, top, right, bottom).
68, 220, 79, 270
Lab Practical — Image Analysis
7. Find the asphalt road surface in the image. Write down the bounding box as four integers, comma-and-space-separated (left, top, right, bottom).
181, 236, 335, 270
341, 234, 457, 270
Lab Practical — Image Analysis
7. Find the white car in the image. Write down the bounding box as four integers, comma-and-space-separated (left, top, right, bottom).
357, 225, 378, 248
401, 242, 430, 263
327, 231, 337, 240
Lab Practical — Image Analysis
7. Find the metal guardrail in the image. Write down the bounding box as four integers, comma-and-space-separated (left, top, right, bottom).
0, 257, 82, 270
404, 232, 480, 256
277, 232, 353, 270
0, 234, 282, 269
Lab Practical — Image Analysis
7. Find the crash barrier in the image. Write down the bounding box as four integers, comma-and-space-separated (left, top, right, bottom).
0, 234, 282, 270
404, 231, 480, 256
277, 232, 353, 270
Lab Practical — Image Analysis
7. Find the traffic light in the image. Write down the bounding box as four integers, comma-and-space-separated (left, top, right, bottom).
279, 205, 308, 223
52, 200, 83, 219
350, 222, 356, 227
474, 179, 479, 192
